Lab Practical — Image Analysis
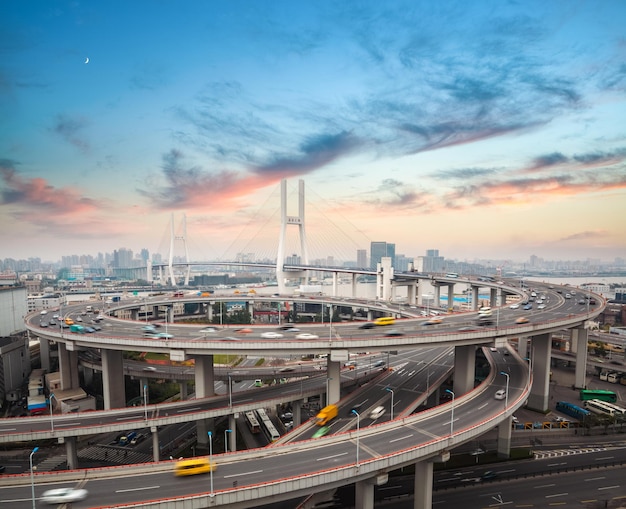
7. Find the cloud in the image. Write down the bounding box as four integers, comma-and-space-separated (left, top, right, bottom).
50, 114, 90, 152
253, 131, 360, 178
560, 230, 608, 242
527, 148, 626, 172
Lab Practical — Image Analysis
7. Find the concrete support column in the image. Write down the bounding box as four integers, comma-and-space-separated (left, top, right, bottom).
446, 285, 454, 311
490, 288, 498, 307
453, 345, 476, 396
367, 310, 373, 321
407, 281, 418, 306
39, 337, 51, 372
573, 327, 589, 389
179, 381, 188, 400
517, 337, 529, 360
471, 286, 479, 310
151, 426, 159, 462
101, 349, 125, 409
354, 480, 375, 509
414, 460, 434, 509
248, 301, 254, 322
432, 284, 441, 307
196, 419, 209, 447
351, 273, 358, 298
376, 257, 394, 301
58, 343, 80, 390
228, 414, 237, 452
332, 272, 338, 297
326, 360, 341, 405
62, 436, 78, 470
527, 333, 551, 412
194, 355, 215, 398
497, 417, 512, 458
207, 303, 213, 321
293, 400, 302, 427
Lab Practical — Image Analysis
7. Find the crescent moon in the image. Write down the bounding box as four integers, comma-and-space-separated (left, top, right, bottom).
84, 57, 89, 64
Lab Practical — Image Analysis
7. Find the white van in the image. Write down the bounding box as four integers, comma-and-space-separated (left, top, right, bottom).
369, 406, 385, 419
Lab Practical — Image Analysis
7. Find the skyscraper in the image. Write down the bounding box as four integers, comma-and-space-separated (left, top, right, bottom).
370, 242, 396, 269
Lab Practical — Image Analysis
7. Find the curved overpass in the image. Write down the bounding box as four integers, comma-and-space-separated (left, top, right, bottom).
2, 279, 604, 507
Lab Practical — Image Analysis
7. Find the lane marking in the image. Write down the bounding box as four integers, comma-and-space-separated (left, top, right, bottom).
317, 452, 348, 461
585, 477, 606, 482
116, 485, 160, 493
389, 434, 414, 443
598, 485, 620, 491
534, 483, 556, 488
223, 470, 263, 478
545, 493, 568, 498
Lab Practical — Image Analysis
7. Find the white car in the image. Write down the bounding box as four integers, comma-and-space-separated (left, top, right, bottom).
494, 389, 506, 400
261, 332, 283, 339
509, 303, 520, 309
41, 488, 88, 504
296, 333, 319, 340
199, 327, 218, 333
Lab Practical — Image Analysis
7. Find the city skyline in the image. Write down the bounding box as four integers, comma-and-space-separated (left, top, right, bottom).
2, 1, 626, 262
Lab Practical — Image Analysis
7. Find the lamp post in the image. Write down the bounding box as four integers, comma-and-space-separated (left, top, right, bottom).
30, 446, 39, 509
385, 387, 394, 420
207, 431, 214, 496
49, 393, 56, 432
224, 429, 232, 453
445, 389, 455, 438
500, 371, 510, 409
143, 384, 148, 421
351, 409, 360, 469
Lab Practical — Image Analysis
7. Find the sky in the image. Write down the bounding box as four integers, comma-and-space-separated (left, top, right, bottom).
2, 0, 626, 265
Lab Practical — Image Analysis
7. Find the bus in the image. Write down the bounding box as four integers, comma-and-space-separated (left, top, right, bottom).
256, 408, 280, 442
555, 401, 591, 421
583, 399, 626, 417
579, 389, 617, 403
244, 411, 261, 434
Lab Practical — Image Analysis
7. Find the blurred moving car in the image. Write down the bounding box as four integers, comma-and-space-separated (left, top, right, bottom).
41, 488, 88, 504
385, 329, 404, 337
261, 332, 283, 339
515, 316, 529, 324
296, 333, 319, 340
494, 389, 506, 400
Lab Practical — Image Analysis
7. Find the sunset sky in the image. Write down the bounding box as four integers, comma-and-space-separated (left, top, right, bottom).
2, 0, 626, 265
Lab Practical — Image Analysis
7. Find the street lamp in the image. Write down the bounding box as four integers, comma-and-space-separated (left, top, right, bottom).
143, 384, 148, 421
30, 446, 39, 509
49, 393, 56, 432
207, 431, 214, 496
351, 409, 360, 469
224, 429, 232, 453
385, 387, 394, 420
445, 389, 455, 438
500, 371, 510, 409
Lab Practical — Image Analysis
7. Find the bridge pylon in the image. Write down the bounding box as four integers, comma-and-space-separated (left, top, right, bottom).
164, 213, 191, 286
276, 179, 309, 294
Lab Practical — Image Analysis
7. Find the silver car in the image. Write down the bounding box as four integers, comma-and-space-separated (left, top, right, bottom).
41, 487, 88, 504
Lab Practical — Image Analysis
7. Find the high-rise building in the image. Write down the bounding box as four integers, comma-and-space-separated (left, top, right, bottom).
370, 242, 396, 269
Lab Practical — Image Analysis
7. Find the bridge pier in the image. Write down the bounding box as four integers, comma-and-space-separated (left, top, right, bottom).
471, 286, 479, 310
326, 360, 341, 405
39, 337, 51, 372
497, 416, 512, 458
228, 414, 237, 452
527, 332, 551, 412
151, 426, 159, 462
413, 460, 434, 509
376, 257, 394, 301
194, 355, 215, 398
572, 326, 589, 389
61, 436, 78, 470
453, 345, 476, 396
58, 343, 80, 390
102, 349, 125, 409
355, 479, 375, 509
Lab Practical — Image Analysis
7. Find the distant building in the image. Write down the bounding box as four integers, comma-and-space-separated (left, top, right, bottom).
356, 249, 367, 268
370, 242, 395, 269
415, 249, 445, 273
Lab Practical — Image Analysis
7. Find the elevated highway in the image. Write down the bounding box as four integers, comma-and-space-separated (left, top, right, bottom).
3, 279, 605, 508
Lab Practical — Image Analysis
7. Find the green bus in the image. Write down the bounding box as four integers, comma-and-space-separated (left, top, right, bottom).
579, 389, 617, 403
